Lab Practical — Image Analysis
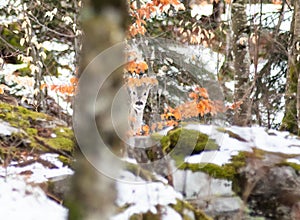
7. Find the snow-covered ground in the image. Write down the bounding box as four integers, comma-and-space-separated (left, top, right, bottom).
0, 153, 74, 184
184, 124, 300, 166
0, 176, 68, 220
0, 153, 73, 220
112, 123, 300, 219
112, 171, 183, 220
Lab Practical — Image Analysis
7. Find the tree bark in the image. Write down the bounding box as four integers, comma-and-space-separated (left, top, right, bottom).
67, 0, 127, 219
281, 1, 300, 135
232, 0, 251, 126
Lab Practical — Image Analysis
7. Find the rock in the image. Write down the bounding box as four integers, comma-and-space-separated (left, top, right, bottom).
173, 169, 243, 218
246, 165, 300, 219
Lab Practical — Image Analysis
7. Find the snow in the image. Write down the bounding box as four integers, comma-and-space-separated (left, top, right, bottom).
0, 176, 68, 220
112, 171, 182, 220
184, 125, 300, 166
286, 158, 300, 165
0, 153, 74, 184
168, 45, 224, 77
173, 169, 233, 198
0, 153, 72, 220
0, 63, 27, 76
190, 4, 213, 20
185, 150, 237, 166
220, 4, 292, 33
162, 206, 182, 220
246, 4, 292, 32
0, 120, 20, 136
0, 63, 74, 115
43, 41, 69, 52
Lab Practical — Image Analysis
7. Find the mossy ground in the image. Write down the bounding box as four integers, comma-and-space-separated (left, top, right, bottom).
172, 199, 213, 220
120, 200, 212, 220
0, 102, 75, 163
178, 151, 246, 180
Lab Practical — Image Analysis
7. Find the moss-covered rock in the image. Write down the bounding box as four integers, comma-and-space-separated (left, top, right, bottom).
0, 102, 75, 163
178, 151, 247, 195
278, 161, 300, 172
129, 212, 160, 220
172, 199, 213, 220
161, 128, 219, 164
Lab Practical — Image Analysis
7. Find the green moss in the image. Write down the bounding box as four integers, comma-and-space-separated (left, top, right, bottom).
161, 128, 219, 164
277, 161, 300, 171
179, 163, 236, 180
0, 103, 50, 128
58, 155, 73, 166
125, 163, 157, 181
281, 62, 300, 134
18, 66, 31, 76
161, 135, 171, 152
177, 151, 248, 195
26, 128, 38, 136
53, 127, 74, 139
41, 137, 74, 152
130, 212, 160, 220
172, 199, 212, 220
64, 199, 84, 220
0, 102, 75, 155
1, 25, 23, 49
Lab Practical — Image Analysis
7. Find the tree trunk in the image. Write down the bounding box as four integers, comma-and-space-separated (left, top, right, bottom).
67, 0, 127, 219
281, 1, 300, 135
232, 0, 251, 126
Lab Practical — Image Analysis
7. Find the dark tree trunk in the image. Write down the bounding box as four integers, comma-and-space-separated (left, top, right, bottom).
232, 0, 251, 126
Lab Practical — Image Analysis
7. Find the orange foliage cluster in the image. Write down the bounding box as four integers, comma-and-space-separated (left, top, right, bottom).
189, 87, 217, 116
126, 76, 158, 88
161, 87, 218, 127
125, 60, 148, 74
41, 77, 78, 96
128, 0, 183, 37
152, 0, 182, 7
161, 106, 181, 126
129, 86, 244, 136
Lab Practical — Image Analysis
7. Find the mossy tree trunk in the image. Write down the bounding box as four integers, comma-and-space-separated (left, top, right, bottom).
281, 1, 300, 135
67, 0, 127, 219
232, 0, 251, 126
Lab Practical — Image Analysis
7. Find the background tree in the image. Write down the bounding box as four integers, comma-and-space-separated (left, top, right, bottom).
231, 0, 251, 126
281, 0, 300, 134
0, 0, 81, 112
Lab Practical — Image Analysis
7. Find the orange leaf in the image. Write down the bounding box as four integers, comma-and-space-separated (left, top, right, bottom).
198, 87, 209, 99
70, 77, 78, 85
228, 101, 243, 110
189, 92, 198, 100
137, 61, 148, 73
50, 85, 58, 91
126, 61, 137, 73
142, 125, 150, 135
40, 83, 48, 90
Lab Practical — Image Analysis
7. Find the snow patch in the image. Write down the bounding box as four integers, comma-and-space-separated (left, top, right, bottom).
0, 153, 73, 183
184, 125, 300, 165
112, 171, 182, 219
0, 120, 20, 136
0, 176, 68, 220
